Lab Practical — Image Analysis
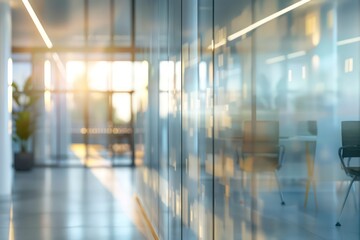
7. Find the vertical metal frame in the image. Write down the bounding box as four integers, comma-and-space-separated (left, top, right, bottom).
130, 0, 136, 166
84, 0, 90, 163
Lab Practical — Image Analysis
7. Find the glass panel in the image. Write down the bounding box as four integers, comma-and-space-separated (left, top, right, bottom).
86, 92, 112, 166
39, 93, 69, 165
213, 0, 252, 238
13, 0, 360, 237
112, 61, 133, 91
198, 1, 214, 240
66, 61, 86, 90
113, 93, 131, 125
156, 2, 171, 236
213, 0, 360, 239
88, 92, 110, 149
181, 0, 214, 239
12, 3, 47, 48
55, 93, 72, 162
12, 62, 32, 90
112, 93, 132, 165
88, 61, 111, 91
167, 1, 182, 238
12, 0, 85, 47
42, 0, 85, 46
132, 55, 148, 166
114, 0, 132, 46
134, 0, 163, 235
134, 0, 360, 239
67, 93, 86, 163
135, 0, 151, 48
88, 0, 111, 46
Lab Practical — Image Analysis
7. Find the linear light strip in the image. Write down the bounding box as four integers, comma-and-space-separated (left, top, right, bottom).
22, 0, 53, 48
287, 50, 306, 59
266, 55, 286, 64
337, 36, 360, 46
266, 50, 306, 64
228, 0, 311, 41
208, 39, 227, 50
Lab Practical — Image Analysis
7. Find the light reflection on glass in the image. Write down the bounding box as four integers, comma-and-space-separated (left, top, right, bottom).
160, 61, 174, 91
112, 61, 133, 91
88, 61, 110, 91
44, 91, 51, 112
337, 36, 360, 46
227, 0, 311, 41
134, 0, 360, 238
159, 93, 169, 118
113, 94, 131, 123
311, 55, 320, 69
44, 60, 51, 90
8, 204, 14, 240
7, 59, 12, 114
134, 61, 149, 90
66, 61, 85, 89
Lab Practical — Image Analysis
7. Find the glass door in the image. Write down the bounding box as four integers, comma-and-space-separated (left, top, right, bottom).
64, 60, 136, 167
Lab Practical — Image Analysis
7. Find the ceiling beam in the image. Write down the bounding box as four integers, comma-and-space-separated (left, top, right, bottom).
11, 46, 147, 54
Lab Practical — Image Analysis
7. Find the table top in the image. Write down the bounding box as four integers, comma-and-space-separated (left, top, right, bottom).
280, 135, 317, 141
217, 135, 317, 142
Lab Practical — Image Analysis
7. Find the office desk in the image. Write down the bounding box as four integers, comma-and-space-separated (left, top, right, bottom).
217, 134, 317, 207
281, 135, 317, 208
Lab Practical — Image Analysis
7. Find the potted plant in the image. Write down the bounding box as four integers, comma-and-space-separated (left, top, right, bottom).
12, 76, 38, 171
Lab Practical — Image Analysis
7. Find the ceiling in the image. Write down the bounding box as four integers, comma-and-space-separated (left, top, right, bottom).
10, 0, 132, 50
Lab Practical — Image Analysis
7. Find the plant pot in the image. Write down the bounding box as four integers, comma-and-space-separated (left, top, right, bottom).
14, 152, 34, 171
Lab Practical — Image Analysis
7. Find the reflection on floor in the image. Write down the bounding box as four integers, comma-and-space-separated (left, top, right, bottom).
46, 144, 133, 167
71, 144, 112, 167
0, 168, 150, 240
138, 163, 360, 240
213, 177, 360, 240
2, 166, 359, 239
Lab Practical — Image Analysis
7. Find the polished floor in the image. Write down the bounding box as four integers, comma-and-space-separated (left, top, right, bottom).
1, 166, 360, 240
0, 168, 151, 240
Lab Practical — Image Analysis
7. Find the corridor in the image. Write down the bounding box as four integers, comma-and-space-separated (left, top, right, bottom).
0, 168, 151, 240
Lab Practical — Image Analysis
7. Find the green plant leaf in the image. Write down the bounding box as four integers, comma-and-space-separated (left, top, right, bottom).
12, 82, 21, 106
12, 76, 38, 149
24, 93, 40, 110
15, 111, 33, 141
12, 82, 19, 92
23, 76, 33, 94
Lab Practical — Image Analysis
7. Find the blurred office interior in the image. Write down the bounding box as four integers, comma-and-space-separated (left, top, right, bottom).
0, 0, 360, 239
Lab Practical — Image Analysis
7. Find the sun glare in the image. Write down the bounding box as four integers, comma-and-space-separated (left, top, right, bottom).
65, 60, 148, 123
113, 94, 131, 123
88, 61, 110, 91
66, 61, 85, 89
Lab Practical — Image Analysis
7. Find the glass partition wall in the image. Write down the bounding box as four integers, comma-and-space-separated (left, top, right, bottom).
11, 0, 137, 167
12, 0, 360, 238
12, 54, 141, 167
135, 0, 360, 239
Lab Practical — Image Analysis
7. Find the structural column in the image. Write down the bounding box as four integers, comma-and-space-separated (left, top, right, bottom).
33, 54, 47, 164
0, 0, 12, 196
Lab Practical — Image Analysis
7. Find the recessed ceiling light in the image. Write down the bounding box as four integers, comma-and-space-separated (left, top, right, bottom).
22, 0, 53, 48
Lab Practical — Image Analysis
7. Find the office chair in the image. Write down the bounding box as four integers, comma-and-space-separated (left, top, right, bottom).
240, 121, 285, 205
335, 121, 360, 227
